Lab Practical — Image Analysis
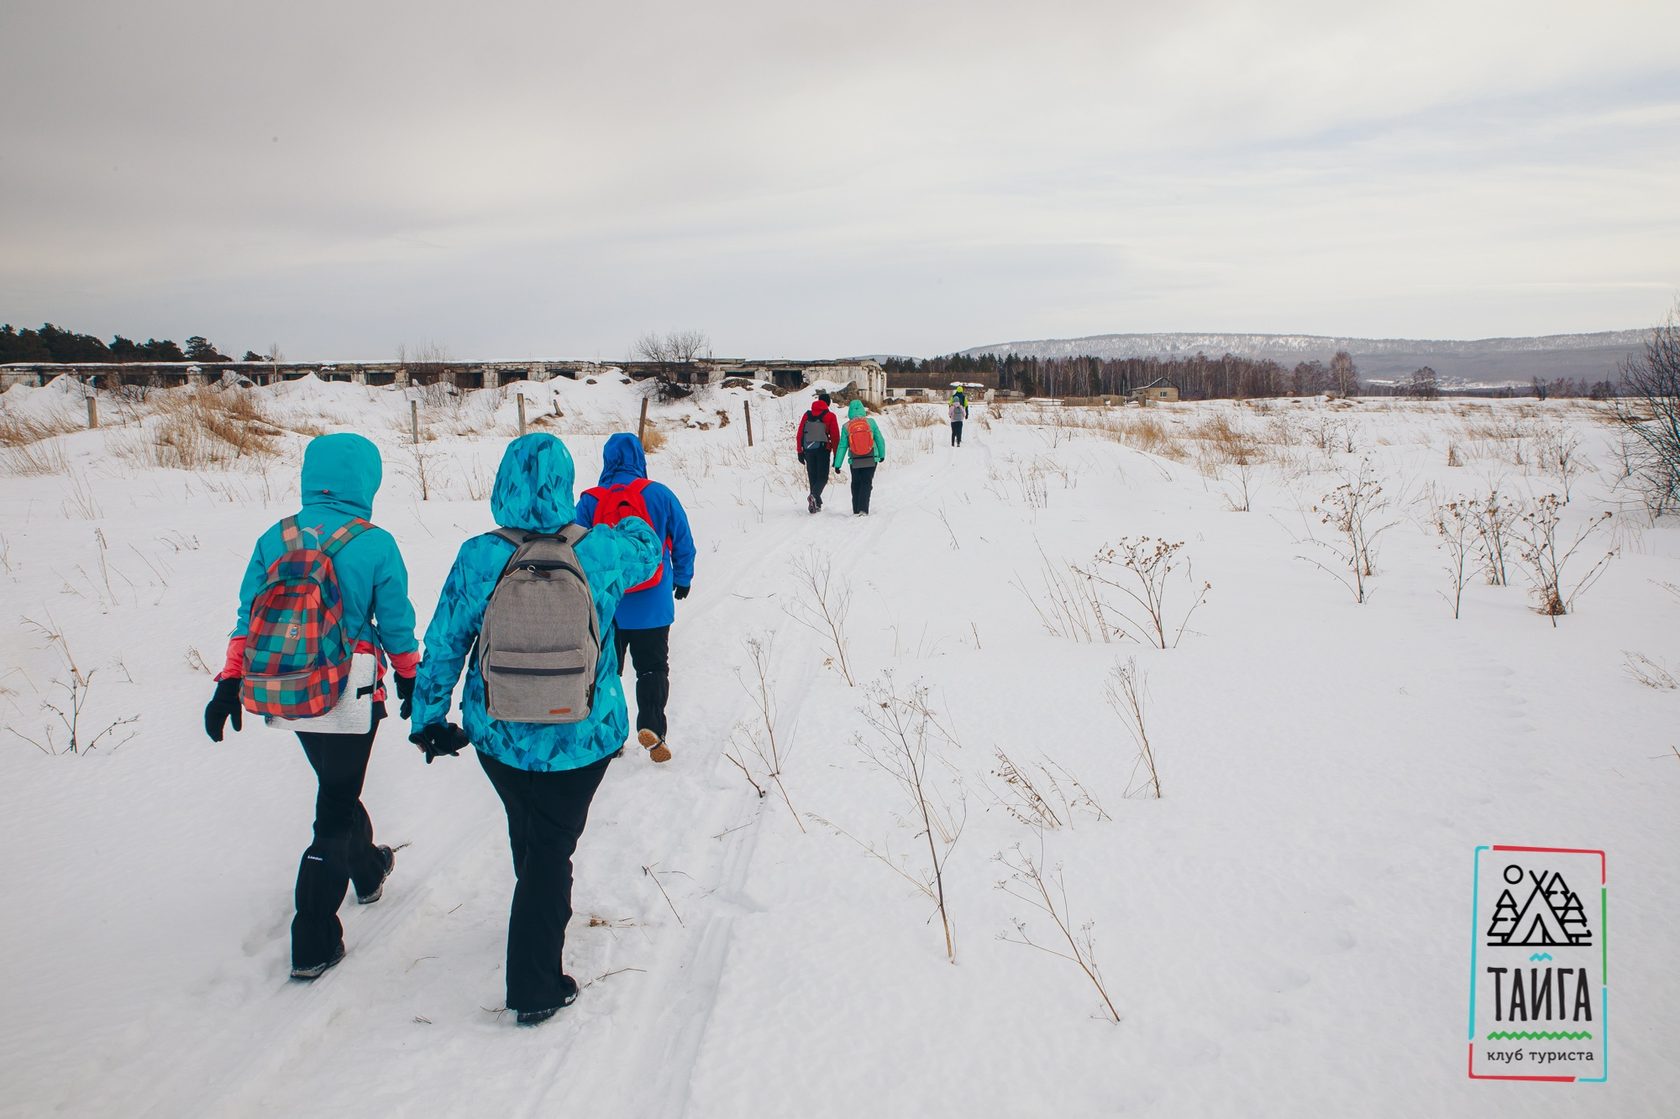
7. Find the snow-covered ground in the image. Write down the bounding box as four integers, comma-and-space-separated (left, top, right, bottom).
1, 376, 1676, 1118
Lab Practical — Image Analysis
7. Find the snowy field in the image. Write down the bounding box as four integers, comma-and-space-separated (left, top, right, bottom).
1, 374, 1676, 1118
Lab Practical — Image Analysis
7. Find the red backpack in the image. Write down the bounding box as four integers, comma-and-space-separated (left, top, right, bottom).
582, 478, 670, 593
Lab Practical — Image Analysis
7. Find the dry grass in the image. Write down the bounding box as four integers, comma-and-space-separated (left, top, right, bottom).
121, 390, 283, 469
0, 412, 82, 447
2, 440, 71, 476
1185, 413, 1265, 467
640, 423, 668, 453
890, 405, 946, 430
1106, 413, 1187, 460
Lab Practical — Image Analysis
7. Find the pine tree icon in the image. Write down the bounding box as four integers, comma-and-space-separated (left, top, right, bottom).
1486, 890, 1519, 943
1555, 879, 1593, 945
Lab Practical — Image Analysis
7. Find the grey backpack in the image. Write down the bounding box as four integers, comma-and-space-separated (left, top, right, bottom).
478, 526, 600, 724
800, 411, 828, 451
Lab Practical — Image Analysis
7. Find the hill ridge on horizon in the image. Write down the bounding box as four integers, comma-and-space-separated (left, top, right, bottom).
956, 326, 1657, 384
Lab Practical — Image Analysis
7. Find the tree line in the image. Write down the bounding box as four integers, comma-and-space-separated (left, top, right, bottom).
882, 350, 1364, 399
0, 322, 270, 365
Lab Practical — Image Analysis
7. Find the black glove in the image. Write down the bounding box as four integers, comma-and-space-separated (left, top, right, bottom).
204, 677, 244, 742
674, 585, 690, 601
410, 723, 468, 764
394, 673, 415, 720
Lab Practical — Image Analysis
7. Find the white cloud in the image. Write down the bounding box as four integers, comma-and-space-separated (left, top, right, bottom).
2, 0, 1677, 356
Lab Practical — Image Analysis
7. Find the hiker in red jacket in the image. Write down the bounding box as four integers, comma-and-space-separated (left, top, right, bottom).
794, 390, 841, 514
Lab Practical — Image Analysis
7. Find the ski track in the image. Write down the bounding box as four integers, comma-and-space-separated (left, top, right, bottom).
540, 461, 911, 1117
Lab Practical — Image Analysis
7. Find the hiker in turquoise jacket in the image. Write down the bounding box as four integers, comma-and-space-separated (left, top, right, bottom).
408, 432, 660, 1025
202, 432, 420, 980
831, 399, 886, 515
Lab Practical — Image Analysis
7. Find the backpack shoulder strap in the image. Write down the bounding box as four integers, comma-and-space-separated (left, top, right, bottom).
279, 516, 304, 550
491, 527, 530, 548
556, 524, 588, 547
320, 518, 373, 557
626, 477, 652, 496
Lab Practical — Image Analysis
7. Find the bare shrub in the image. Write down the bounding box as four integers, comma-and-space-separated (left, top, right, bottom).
1622, 652, 1678, 690
1469, 490, 1515, 586
1305, 461, 1392, 603
1105, 658, 1161, 798
854, 677, 965, 963
1076, 537, 1212, 649
787, 550, 855, 685
991, 748, 1063, 830
1612, 309, 1680, 515
1013, 546, 1110, 643
640, 424, 668, 453
8, 617, 138, 754
1433, 499, 1475, 619
990, 749, 1111, 830
997, 845, 1120, 1022
1513, 494, 1616, 624
724, 634, 802, 830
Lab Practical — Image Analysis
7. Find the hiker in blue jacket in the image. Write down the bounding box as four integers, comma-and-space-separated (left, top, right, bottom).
409, 433, 661, 1025
202, 432, 421, 980
575, 432, 696, 764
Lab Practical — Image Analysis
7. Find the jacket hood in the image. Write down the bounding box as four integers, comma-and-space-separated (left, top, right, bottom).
847, 400, 868, 419
598, 432, 649, 487
810, 398, 831, 416
491, 433, 576, 532
300, 433, 382, 518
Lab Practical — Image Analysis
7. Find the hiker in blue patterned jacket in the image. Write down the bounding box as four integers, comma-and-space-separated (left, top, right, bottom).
202, 432, 420, 981
575, 432, 696, 764
409, 433, 661, 1026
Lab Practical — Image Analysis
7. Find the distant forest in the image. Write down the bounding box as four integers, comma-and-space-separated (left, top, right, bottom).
883, 351, 1620, 400
0, 322, 262, 364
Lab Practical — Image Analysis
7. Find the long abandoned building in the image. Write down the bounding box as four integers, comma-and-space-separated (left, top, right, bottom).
0, 357, 888, 405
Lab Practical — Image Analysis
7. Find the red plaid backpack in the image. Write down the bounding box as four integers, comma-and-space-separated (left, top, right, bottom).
581, 478, 669, 593
241, 516, 371, 719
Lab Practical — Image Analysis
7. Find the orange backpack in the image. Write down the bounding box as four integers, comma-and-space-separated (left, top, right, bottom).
846, 417, 875, 458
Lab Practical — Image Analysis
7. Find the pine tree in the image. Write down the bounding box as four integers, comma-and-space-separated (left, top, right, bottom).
184, 336, 230, 362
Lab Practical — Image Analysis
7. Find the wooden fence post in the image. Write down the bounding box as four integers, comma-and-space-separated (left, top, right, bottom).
86, 394, 99, 429
638, 396, 649, 445
517, 393, 527, 436
410, 399, 419, 445
744, 399, 753, 446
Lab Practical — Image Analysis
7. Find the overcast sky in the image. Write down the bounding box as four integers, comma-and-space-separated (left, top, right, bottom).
2, 0, 1677, 360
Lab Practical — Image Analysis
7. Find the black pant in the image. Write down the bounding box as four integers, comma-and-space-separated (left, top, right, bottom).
803, 446, 830, 502
613, 625, 670, 739
849, 462, 876, 514
292, 723, 387, 968
951, 420, 964, 446
478, 750, 611, 1011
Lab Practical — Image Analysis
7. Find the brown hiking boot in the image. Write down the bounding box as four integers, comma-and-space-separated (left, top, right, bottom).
638, 728, 672, 763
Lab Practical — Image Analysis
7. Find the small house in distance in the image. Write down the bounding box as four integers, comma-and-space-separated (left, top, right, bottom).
1129, 377, 1180, 403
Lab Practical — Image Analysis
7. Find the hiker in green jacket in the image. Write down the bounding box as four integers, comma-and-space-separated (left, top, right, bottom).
832, 399, 886, 515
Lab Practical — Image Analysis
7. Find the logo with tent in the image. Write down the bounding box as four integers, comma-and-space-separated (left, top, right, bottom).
1485, 864, 1592, 947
